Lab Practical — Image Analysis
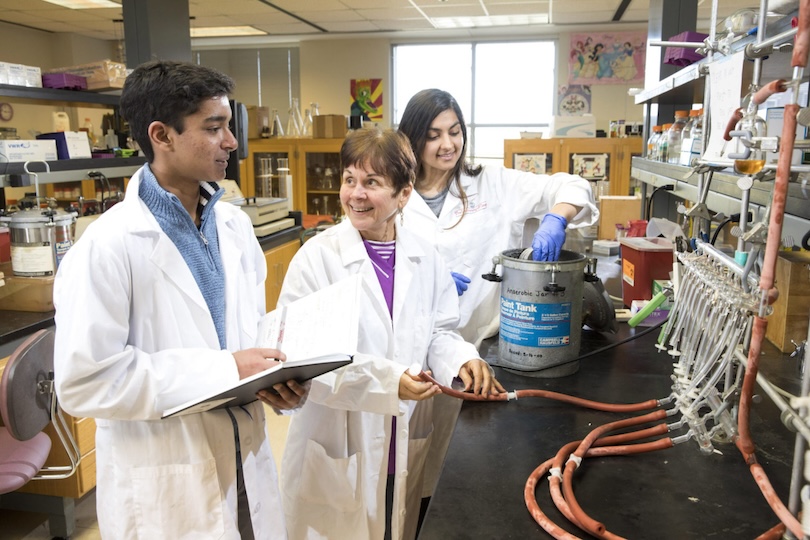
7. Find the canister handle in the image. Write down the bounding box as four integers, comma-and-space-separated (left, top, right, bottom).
481, 255, 503, 282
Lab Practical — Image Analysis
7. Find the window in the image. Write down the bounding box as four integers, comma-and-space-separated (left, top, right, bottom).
392, 40, 556, 164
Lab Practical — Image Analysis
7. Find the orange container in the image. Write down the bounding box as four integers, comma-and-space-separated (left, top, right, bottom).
619, 237, 674, 306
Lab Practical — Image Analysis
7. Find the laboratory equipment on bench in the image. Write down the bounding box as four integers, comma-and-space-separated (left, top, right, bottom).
219, 175, 295, 238
482, 248, 616, 377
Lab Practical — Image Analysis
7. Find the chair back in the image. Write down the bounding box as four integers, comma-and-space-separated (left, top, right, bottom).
0, 329, 54, 441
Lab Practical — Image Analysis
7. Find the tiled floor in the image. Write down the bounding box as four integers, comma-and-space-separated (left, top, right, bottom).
0, 407, 291, 539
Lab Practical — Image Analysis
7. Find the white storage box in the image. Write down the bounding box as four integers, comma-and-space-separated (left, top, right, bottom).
0, 140, 58, 162
36, 132, 91, 159
550, 115, 596, 138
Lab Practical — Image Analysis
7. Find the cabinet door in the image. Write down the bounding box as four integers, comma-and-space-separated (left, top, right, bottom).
245, 139, 297, 202
297, 139, 343, 217
264, 240, 300, 311
503, 139, 562, 173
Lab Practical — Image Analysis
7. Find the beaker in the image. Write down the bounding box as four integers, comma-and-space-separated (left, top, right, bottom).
259, 158, 273, 197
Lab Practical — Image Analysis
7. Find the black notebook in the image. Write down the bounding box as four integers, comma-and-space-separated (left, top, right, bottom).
161, 353, 353, 418
161, 275, 361, 419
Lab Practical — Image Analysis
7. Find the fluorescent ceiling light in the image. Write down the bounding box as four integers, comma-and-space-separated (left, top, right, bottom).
432, 14, 549, 28
190, 26, 267, 37
41, 0, 120, 8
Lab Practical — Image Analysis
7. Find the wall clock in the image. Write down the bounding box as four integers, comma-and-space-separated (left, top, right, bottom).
0, 102, 13, 122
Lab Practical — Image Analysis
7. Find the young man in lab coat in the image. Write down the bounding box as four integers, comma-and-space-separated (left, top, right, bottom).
53, 60, 305, 539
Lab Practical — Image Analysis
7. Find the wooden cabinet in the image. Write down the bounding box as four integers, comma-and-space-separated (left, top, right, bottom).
264, 239, 300, 311
504, 137, 643, 197
245, 138, 343, 217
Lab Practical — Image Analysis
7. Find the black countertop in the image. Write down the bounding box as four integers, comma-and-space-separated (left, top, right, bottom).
419, 325, 796, 539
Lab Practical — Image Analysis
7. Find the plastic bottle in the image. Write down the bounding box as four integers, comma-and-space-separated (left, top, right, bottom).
617, 119, 626, 138
104, 129, 118, 149
647, 125, 662, 160
657, 123, 673, 162
666, 111, 689, 164
82, 117, 97, 147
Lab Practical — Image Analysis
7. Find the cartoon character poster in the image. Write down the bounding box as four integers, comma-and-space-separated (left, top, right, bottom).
558, 85, 592, 116
569, 31, 646, 85
350, 79, 383, 121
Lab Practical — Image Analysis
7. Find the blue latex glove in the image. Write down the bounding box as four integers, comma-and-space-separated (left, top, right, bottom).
451, 271, 471, 296
532, 213, 568, 262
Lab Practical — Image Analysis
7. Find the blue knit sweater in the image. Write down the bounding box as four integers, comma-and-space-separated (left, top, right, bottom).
138, 164, 227, 348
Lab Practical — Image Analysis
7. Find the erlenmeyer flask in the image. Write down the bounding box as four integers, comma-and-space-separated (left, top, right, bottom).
271, 109, 284, 138
302, 109, 313, 137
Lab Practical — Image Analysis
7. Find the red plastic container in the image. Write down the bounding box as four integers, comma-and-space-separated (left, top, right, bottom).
0, 226, 10, 263
619, 237, 674, 306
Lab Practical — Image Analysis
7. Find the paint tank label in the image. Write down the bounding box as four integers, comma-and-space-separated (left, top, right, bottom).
500, 297, 571, 348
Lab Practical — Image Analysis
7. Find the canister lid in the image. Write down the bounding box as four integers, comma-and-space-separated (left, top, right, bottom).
4, 208, 76, 224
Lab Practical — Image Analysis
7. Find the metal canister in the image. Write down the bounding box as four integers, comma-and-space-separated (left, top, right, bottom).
496, 249, 587, 377
2, 208, 76, 277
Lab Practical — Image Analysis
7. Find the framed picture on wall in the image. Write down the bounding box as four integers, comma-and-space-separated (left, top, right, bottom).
513, 153, 551, 174
571, 153, 609, 180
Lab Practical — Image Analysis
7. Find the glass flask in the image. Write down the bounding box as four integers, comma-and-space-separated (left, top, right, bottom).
302, 108, 313, 137
733, 105, 766, 175
271, 109, 284, 138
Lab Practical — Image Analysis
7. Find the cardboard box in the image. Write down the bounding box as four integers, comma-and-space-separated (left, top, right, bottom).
597, 195, 642, 240
36, 132, 92, 159
246, 106, 270, 139
0, 263, 54, 312
313, 115, 347, 138
550, 115, 596, 138
765, 251, 810, 352
0, 139, 58, 162
48, 59, 128, 91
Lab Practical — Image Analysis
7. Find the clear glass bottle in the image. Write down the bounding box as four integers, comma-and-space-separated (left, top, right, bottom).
657, 123, 673, 162
689, 109, 704, 162
310, 102, 320, 116
666, 111, 689, 164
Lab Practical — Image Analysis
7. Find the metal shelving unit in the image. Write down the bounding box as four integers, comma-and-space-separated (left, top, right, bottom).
0, 84, 143, 188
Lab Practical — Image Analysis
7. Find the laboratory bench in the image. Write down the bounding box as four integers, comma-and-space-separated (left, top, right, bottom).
419, 320, 796, 539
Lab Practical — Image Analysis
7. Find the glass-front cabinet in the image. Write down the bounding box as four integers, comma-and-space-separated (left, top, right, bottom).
245, 138, 343, 216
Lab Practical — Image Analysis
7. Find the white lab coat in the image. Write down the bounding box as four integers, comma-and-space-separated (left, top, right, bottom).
277, 220, 479, 540
402, 165, 598, 498
53, 168, 287, 540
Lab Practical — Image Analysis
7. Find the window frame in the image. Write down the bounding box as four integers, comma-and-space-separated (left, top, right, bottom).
391, 38, 558, 163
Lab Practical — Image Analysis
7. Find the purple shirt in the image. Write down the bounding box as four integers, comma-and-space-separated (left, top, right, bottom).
363, 239, 397, 474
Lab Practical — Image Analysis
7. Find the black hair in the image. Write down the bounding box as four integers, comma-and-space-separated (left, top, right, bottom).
340, 125, 415, 196
397, 89, 482, 226
118, 60, 235, 162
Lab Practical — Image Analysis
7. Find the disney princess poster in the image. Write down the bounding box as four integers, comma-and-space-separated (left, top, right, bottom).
350, 79, 383, 121
569, 31, 646, 85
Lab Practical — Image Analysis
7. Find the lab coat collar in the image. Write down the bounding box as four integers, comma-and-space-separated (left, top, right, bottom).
120, 167, 243, 346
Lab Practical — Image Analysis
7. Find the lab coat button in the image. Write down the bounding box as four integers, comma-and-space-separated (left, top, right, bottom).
401, 470, 408, 478
245, 437, 252, 446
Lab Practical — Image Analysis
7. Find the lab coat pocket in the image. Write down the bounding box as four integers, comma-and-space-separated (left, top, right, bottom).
129, 458, 224, 539
299, 438, 363, 512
